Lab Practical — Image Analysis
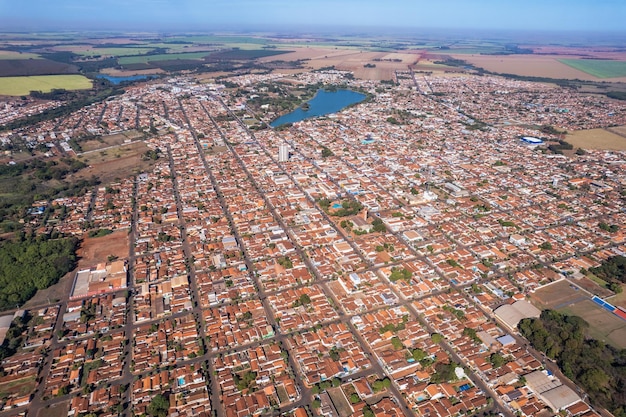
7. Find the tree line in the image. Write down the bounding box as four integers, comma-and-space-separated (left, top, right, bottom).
519, 310, 626, 416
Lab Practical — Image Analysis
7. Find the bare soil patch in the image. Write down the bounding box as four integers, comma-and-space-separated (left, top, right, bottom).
37, 399, 69, 417
529, 280, 584, 310
78, 230, 129, 268
566, 128, 626, 151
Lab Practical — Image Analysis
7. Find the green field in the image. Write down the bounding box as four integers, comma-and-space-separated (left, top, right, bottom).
79, 47, 156, 57
0, 75, 92, 96
0, 50, 40, 60
559, 300, 626, 349
560, 59, 626, 78
169, 35, 270, 45
118, 52, 212, 65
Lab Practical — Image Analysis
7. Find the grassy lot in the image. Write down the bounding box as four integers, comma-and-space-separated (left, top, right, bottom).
0, 75, 92, 96
0, 375, 36, 399
559, 59, 626, 78
588, 273, 610, 290
0, 50, 40, 59
118, 52, 212, 65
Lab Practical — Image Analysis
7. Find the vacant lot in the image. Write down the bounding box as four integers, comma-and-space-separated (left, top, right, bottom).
79, 130, 143, 153
78, 230, 129, 268
560, 59, 626, 79
0, 376, 36, 400
118, 52, 212, 65
77, 141, 152, 184
559, 299, 626, 349
38, 400, 69, 417
530, 279, 585, 310
0, 74, 92, 96
566, 128, 626, 151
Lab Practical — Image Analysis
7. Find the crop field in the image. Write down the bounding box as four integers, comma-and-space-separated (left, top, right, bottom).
0, 74, 92, 96
566, 128, 626, 151
79, 47, 156, 57
560, 59, 626, 79
559, 300, 626, 349
118, 52, 212, 65
0, 58, 79, 77
207, 49, 292, 60
0, 50, 40, 59
169, 35, 270, 45
457, 54, 602, 80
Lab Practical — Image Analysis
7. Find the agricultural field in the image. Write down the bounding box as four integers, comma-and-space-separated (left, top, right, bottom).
0, 74, 92, 96
566, 128, 626, 151
560, 59, 626, 79
0, 50, 40, 59
50, 44, 154, 56
207, 49, 291, 60
79, 47, 156, 57
117, 51, 212, 65
0, 58, 79, 77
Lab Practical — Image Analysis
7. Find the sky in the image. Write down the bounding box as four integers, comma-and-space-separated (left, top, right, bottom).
0, 0, 624, 34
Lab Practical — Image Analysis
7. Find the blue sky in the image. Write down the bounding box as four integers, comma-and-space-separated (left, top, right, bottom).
0, 0, 624, 33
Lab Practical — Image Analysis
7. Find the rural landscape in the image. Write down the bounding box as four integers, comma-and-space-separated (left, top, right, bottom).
1, 2, 626, 417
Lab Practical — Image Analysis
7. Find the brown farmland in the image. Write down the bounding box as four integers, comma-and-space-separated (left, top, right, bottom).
455, 54, 626, 83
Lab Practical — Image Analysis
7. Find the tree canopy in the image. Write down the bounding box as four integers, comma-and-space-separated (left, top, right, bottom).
0, 234, 78, 310
519, 310, 626, 416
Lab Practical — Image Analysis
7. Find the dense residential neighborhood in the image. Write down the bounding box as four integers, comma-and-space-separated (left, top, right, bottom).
0, 65, 625, 417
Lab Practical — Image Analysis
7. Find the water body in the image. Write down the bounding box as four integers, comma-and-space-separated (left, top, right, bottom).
270, 89, 366, 127
96, 74, 157, 85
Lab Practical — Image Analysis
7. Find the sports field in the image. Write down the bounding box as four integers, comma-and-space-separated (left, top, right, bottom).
559, 300, 626, 349
560, 59, 626, 79
118, 52, 212, 65
0, 74, 92, 96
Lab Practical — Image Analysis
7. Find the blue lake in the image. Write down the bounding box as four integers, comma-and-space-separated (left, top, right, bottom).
270, 89, 366, 127
96, 74, 157, 85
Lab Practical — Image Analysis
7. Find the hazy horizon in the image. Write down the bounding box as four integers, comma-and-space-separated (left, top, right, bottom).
1, 0, 625, 36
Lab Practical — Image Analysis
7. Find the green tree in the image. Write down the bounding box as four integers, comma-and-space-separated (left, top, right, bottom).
147, 394, 169, 417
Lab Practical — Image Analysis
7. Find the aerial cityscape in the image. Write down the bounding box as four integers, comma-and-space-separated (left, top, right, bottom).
0, 2, 625, 417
